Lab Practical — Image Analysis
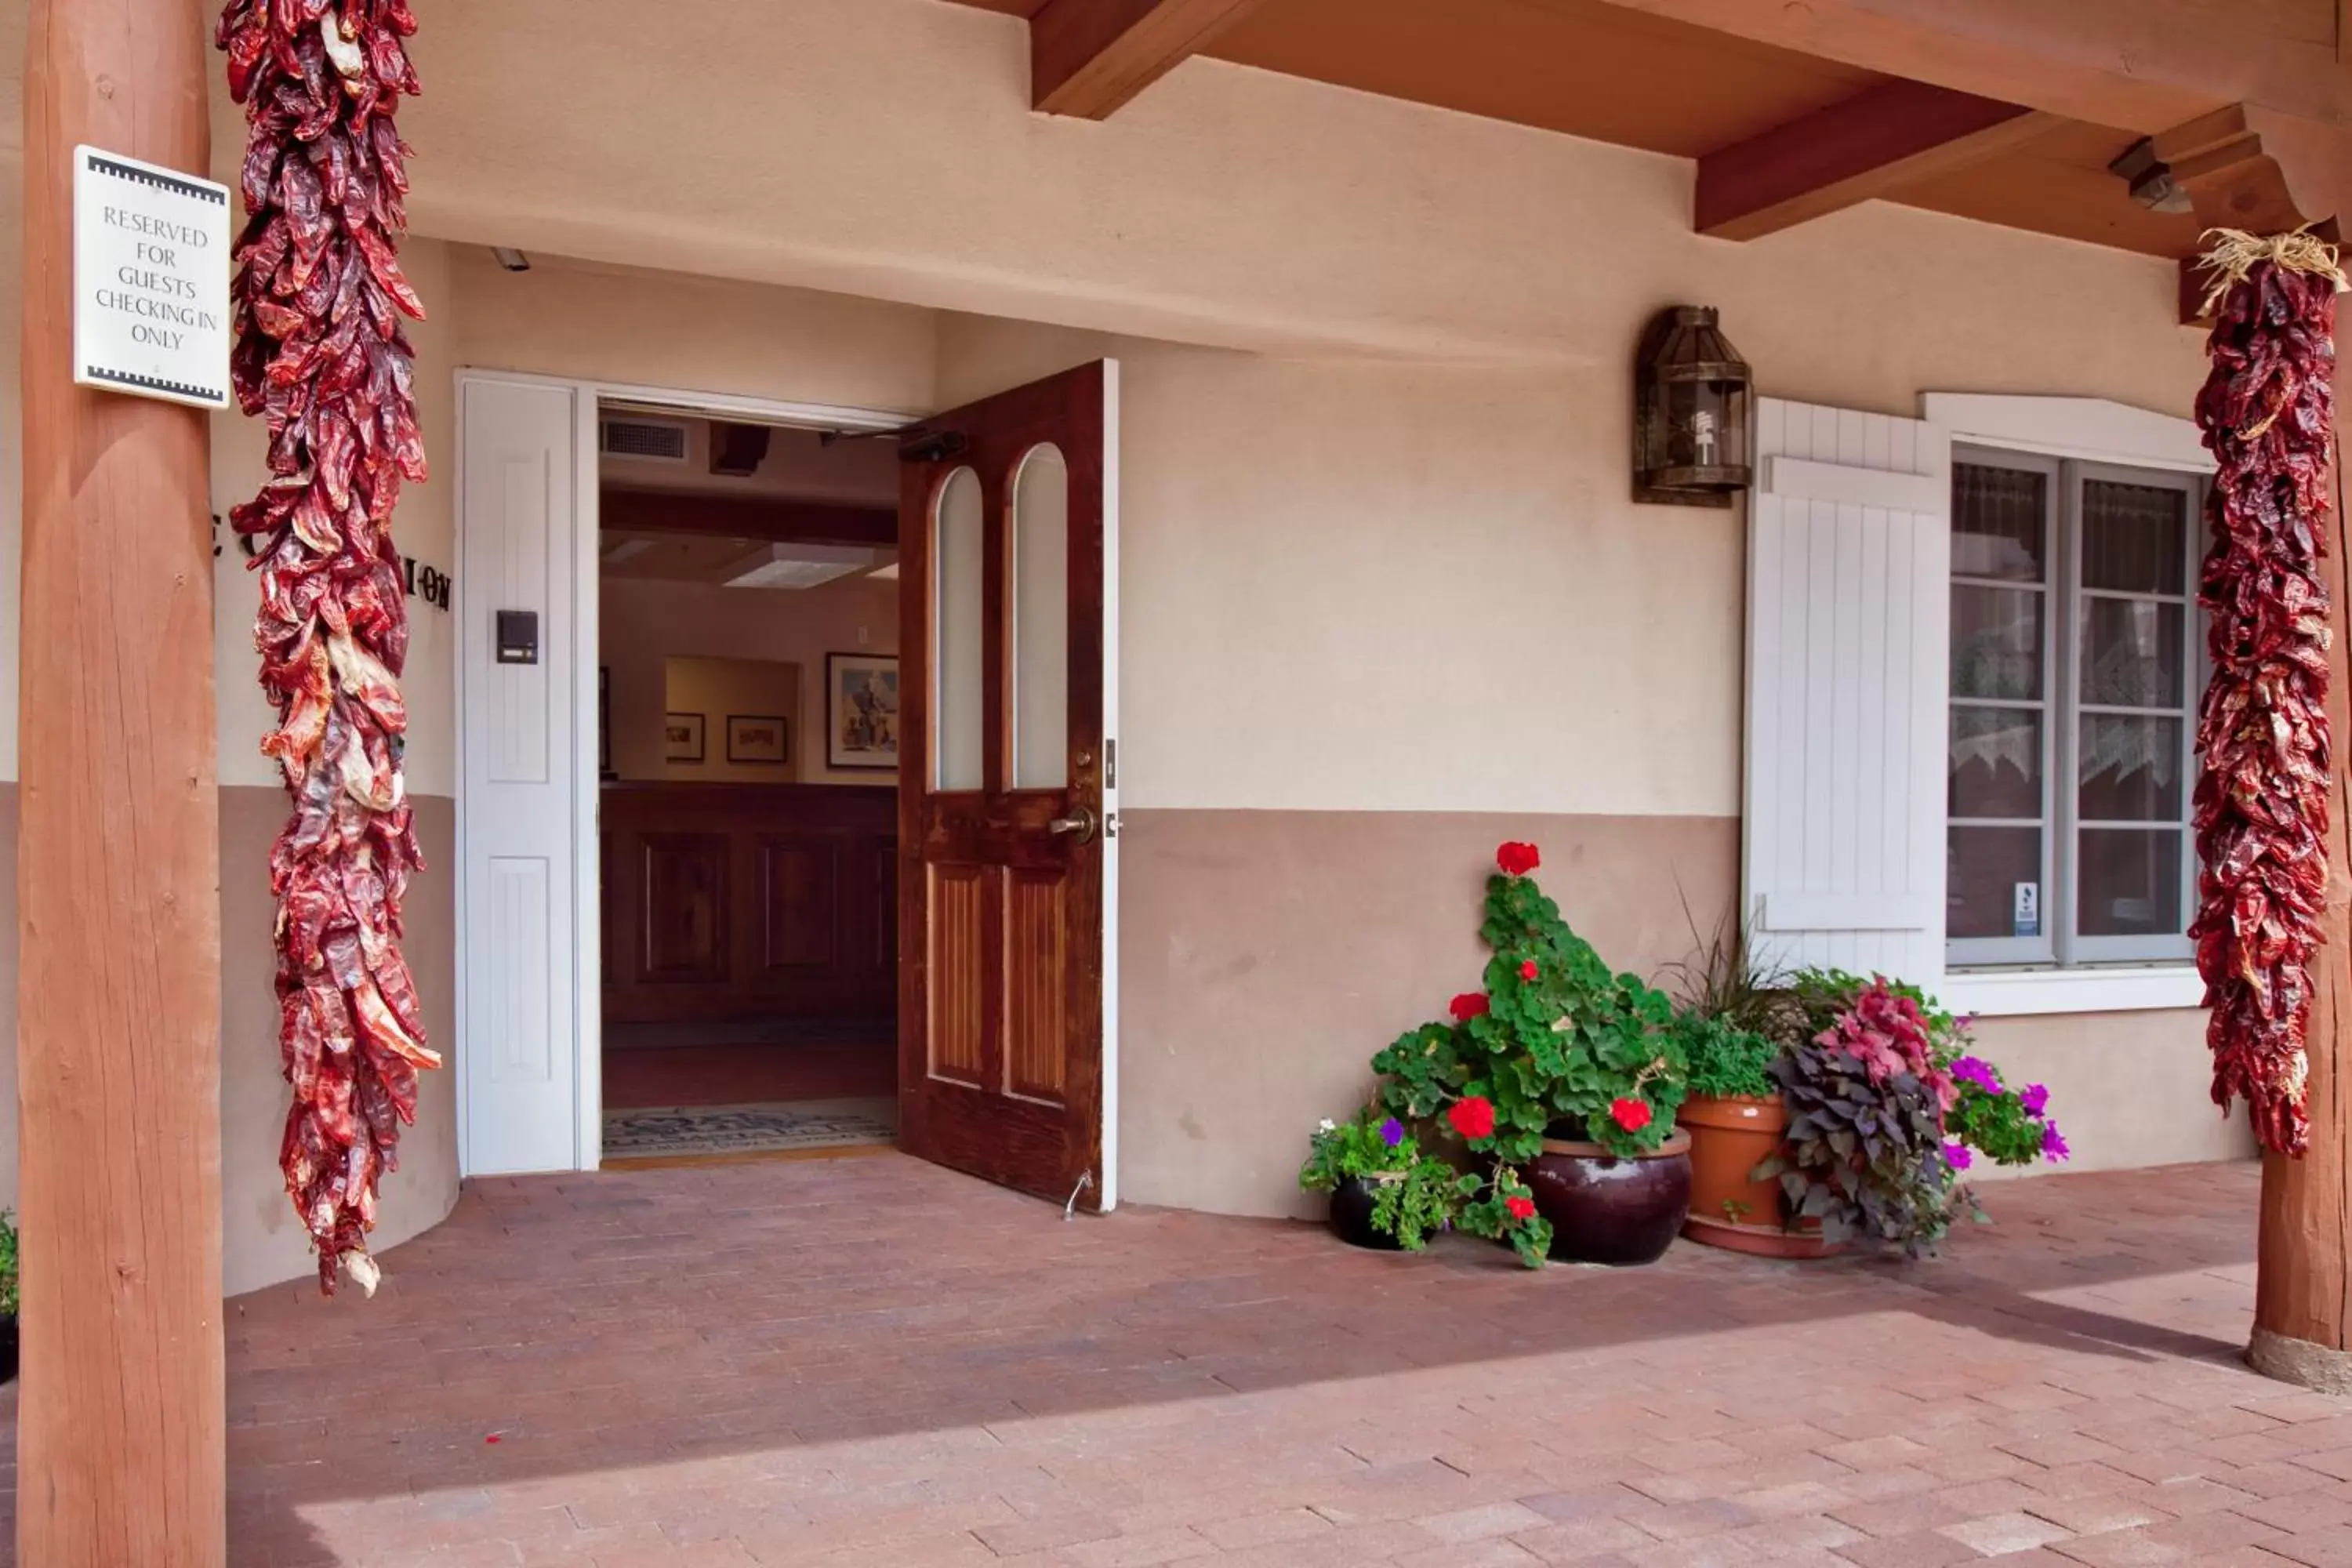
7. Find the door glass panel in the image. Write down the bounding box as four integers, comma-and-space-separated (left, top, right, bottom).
1011, 445, 1071, 791
1947, 826, 2042, 939
1952, 586, 2043, 701
933, 466, 985, 791
1950, 706, 2043, 818
1952, 463, 2047, 582
2079, 828, 2184, 936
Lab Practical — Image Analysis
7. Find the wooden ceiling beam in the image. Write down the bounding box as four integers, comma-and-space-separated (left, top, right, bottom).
601, 488, 897, 548
1580, 0, 2351, 136
1030, 0, 1269, 118
1698, 80, 2059, 241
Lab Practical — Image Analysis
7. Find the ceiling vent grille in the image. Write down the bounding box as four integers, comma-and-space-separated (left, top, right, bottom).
599, 416, 691, 464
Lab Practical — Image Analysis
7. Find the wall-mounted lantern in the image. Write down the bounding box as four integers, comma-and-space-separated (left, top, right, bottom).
1634, 306, 1753, 508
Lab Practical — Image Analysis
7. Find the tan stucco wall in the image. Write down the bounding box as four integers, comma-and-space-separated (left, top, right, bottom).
1968, 1009, 2256, 1178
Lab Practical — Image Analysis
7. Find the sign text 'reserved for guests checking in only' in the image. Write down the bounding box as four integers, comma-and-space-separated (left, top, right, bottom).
73, 145, 233, 411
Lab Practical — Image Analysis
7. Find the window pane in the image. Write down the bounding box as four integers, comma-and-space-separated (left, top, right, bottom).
1011, 444, 1070, 791
1953, 463, 2047, 582
1951, 706, 2043, 818
1948, 826, 2043, 939
1953, 586, 2043, 701
2078, 829, 2184, 936
2078, 714, 2183, 822
932, 466, 985, 791
2080, 597, 2185, 709
2082, 478, 2188, 595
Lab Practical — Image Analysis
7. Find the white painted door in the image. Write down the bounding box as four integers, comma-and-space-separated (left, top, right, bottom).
1744, 397, 1952, 992
458, 375, 585, 1174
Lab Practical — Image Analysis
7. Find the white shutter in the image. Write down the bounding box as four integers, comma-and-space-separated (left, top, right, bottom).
1744, 398, 1951, 993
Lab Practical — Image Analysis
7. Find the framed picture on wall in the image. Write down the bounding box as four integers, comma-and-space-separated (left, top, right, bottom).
663, 712, 706, 764
727, 714, 789, 766
826, 653, 899, 771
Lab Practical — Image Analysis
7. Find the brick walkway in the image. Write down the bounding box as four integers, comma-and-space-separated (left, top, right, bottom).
5, 1154, 2351, 1566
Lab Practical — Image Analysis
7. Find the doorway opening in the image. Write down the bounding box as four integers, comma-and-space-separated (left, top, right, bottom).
593, 403, 905, 1166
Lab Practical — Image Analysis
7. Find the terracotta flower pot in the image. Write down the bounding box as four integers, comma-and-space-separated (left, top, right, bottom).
1679, 1094, 1842, 1259
1327, 1174, 1405, 1252
1530, 1131, 1691, 1265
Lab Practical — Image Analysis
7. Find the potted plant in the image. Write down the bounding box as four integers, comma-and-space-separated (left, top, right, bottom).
1757, 972, 2068, 1255
0, 1210, 18, 1384
1659, 916, 1825, 1254
1298, 1109, 1472, 1252
1375, 841, 1691, 1266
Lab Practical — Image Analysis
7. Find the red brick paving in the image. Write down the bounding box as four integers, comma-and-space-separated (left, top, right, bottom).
3, 1156, 2350, 1566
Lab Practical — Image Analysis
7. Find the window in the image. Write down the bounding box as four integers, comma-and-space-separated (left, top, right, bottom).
1947, 447, 2200, 968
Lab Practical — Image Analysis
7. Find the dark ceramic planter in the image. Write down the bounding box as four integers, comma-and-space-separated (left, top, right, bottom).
0, 1314, 18, 1385
1530, 1131, 1692, 1265
1327, 1174, 1405, 1251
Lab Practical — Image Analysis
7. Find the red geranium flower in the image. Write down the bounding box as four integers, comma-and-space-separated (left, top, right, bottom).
1450, 992, 1490, 1022
1610, 1098, 1653, 1133
1504, 1196, 1536, 1221
1497, 841, 1541, 877
1519, 959, 1539, 982
1447, 1096, 1496, 1141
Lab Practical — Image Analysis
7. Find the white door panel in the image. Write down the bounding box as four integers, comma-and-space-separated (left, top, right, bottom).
459, 376, 582, 1174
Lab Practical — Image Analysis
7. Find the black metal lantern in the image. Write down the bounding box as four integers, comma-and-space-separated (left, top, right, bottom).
1634, 305, 1752, 508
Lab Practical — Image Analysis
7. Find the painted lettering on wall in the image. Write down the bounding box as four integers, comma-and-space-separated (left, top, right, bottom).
212, 513, 452, 611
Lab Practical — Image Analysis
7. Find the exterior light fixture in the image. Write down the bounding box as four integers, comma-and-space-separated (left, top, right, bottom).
1633, 305, 1753, 508
490, 246, 532, 272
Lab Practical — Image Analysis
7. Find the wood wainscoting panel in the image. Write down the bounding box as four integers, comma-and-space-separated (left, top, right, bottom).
641, 834, 728, 983
929, 865, 988, 1085
601, 783, 896, 1025
1004, 869, 1069, 1102
760, 839, 841, 971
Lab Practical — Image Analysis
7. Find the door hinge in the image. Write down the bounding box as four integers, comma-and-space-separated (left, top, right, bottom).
1105, 738, 1116, 789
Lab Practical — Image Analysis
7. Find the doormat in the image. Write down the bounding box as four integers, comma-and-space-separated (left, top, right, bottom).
603, 1098, 897, 1162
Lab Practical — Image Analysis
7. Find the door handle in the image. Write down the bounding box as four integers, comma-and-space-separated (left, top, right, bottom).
1048, 807, 1098, 844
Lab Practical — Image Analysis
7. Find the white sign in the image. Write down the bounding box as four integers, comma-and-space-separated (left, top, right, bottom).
2013, 880, 2042, 939
73, 145, 232, 410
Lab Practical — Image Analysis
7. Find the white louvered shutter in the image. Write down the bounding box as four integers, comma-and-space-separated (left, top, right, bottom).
1744, 398, 1952, 992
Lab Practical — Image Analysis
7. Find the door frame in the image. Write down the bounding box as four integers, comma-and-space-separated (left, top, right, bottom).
454, 367, 917, 1177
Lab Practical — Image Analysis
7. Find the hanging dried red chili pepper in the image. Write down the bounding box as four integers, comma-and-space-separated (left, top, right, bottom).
218, 0, 436, 1294
2191, 228, 2347, 1159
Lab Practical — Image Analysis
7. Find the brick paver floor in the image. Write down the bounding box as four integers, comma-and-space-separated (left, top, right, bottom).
5, 1153, 2351, 1566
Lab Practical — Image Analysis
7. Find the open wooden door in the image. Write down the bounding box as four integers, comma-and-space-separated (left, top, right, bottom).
897, 361, 1119, 1212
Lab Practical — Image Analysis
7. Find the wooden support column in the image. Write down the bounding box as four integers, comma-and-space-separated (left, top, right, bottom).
2167, 107, 2352, 1390
20, 0, 227, 1562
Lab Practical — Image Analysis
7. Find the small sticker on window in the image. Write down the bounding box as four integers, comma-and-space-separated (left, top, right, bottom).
2013, 881, 2042, 938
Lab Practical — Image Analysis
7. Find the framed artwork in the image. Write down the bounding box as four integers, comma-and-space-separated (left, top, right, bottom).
826, 653, 899, 771
598, 666, 614, 779
663, 712, 706, 764
726, 714, 789, 766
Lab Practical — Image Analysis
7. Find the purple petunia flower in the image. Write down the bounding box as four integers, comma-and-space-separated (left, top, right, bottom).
1379, 1117, 1406, 1148
2042, 1122, 2071, 1161
1950, 1056, 2002, 1094
2020, 1083, 2049, 1118
1944, 1142, 1973, 1171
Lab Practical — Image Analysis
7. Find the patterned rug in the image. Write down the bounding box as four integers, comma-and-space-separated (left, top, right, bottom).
603, 1098, 898, 1162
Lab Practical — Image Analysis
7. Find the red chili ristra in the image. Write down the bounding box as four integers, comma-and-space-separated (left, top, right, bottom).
218, 0, 437, 1294
2192, 252, 2338, 1158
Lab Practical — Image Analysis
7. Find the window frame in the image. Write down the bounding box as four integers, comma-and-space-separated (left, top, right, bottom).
1946, 446, 2204, 971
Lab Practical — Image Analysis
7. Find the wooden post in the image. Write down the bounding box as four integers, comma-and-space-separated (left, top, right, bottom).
19, 1, 227, 1562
